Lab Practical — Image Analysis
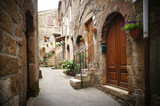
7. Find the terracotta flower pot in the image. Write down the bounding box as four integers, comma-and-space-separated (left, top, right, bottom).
81, 39, 84, 42
92, 28, 97, 34
129, 29, 141, 40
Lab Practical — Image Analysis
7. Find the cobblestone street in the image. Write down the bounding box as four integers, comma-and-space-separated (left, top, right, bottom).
33, 68, 121, 106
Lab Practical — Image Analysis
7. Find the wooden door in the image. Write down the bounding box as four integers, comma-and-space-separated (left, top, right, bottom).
86, 20, 93, 62
106, 14, 128, 89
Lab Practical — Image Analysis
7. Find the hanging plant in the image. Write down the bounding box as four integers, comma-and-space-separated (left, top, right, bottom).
80, 38, 84, 42
121, 20, 141, 40
91, 28, 97, 34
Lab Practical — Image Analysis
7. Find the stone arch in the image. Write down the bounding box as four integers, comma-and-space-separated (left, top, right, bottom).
97, 1, 139, 95
97, 1, 135, 41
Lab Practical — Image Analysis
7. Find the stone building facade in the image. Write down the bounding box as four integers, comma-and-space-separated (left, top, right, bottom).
38, 9, 61, 63
0, 0, 39, 106
59, 0, 160, 106
58, 0, 74, 61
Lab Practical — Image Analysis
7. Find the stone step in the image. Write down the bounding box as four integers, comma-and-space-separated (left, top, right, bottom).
75, 74, 90, 81
70, 78, 91, 89
70, 78, 81, 89
81, 68, 95, 75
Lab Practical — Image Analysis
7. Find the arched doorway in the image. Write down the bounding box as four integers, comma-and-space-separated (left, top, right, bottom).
106, 13, 128, 89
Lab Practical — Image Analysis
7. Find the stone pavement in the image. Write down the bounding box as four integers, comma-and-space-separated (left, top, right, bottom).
33, 68, 121, 106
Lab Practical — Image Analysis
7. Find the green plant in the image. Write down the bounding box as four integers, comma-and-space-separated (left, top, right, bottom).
43, 56, 48, 67
50, 41, 53, 45
121, 20, 140, 32
73, 52, 87, 74
60, 60, 75, 76
55, 42, 61, 47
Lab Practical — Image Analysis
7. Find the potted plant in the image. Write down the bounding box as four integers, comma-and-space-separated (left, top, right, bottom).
80, 38, 84, 42
91, 28, 97, 34
121, 20, 141, 40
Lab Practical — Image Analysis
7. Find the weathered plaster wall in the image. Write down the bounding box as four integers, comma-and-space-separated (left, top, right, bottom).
0, 0, 39, 106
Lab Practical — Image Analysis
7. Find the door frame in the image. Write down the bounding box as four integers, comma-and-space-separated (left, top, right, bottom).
106, 13, 128, 90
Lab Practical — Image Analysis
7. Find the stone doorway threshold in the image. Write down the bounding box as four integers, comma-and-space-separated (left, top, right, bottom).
100, 85, 133, 100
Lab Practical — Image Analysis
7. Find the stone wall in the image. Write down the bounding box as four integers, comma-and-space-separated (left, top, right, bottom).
149, 0, 160, 105
0, 0, 39, 106
38, 9, 61, 66
64, 0, 145, 105
38, 9, 60, 54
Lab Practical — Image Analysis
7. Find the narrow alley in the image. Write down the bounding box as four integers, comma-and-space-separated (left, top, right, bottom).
1, 0, 160, 106
33, 68, 121, 106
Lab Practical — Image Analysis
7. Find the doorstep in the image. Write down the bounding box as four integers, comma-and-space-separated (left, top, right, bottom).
101, 85, 133, 100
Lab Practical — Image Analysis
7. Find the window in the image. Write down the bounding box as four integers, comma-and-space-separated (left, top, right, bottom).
47, 37, 50, 42
47, 16, 54, 26
44, 36, 47, 42
44, 36, 50, 42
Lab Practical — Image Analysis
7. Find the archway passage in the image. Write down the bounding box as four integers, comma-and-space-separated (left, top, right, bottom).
106, 14, 128, 89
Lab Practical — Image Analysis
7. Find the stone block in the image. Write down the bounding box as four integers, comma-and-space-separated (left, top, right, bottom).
127, 57, 133, 65
28, 38, 36, 64
2, 0, 18, 23
101, 85, 133, 100
15, 25, 23, 37
0, 55, 19, 77
2, 98, 13, 106
0, 7, 13, 35
0, 30, 3, 51
100, 75, 106, 85
11, 75, 20, 94
15, 0, 24, 9
0, 78, 11, 104
4, 34, 16, 55
13, 95, 19, 106
22, 36, 27, 65
2, 95, 19, 106
29, 64, 36, 88
21, 66, 27, 104
133, 77, 144, 89
70, 78, 81, 89
75, 74, 90, 81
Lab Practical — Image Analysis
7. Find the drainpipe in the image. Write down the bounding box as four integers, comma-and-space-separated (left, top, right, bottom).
143, 0, 149, 106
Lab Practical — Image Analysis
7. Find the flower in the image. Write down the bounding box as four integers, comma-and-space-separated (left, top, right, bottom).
121, 20, 140, 32
43, 55, 47, 58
